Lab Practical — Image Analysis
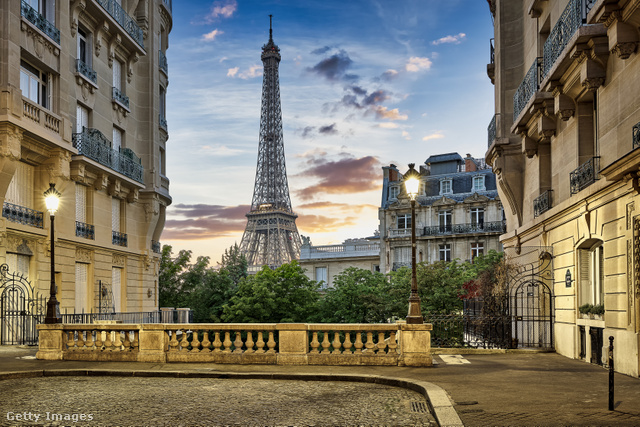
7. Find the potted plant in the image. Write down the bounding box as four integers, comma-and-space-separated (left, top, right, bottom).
578, 303, 593, 319
591, 303, 605, 320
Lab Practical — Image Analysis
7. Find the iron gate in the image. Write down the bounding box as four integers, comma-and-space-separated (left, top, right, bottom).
0, 264, 45, 345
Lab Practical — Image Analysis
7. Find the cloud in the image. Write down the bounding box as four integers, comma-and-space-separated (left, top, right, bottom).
381, 69, 399, 80
405, 57, 432, 72
300, 126, 315, 139
296, 215, 359, 233
376, 122, 399, 129
202, 29, 223, 41
311, 46, 332, 55
294, 154, 382, 200
432, 33, 466, 45
204, 0, 237, 23
374, 106, 408, 121
227, 65, 262, 79
307, 50, 356, 82
422, 132, 445, 141
402, 130, 411, 140
318, 123, 338, 135
163, 203, 249, 240
219, 57, 228, 63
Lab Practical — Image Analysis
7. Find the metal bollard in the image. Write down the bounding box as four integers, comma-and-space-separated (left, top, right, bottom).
608, 336, 614, 411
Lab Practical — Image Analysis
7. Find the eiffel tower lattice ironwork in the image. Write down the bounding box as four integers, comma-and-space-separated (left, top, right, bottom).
240, 16, 301, 271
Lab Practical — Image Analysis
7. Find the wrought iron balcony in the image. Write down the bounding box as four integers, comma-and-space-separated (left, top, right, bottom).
76, 59, 97, 84
2, 202, 43, 228
112, 231, 128, 247
513, 57, 543, 121
633, 122, 640, 151
152, 240, 161, 254
72, 128, 144, 183
489, 38, 495, 65
392, 262, 411, 271
162, 0, 172, 13
570, 157, 599, 195
542, 0, 595, 78
533, 190, 552, 217
112, 87, 130, 109
159, 114, 168, 130
76, 221, 95, 239
159, 50, 168, 75
95, 0, 144, 49
488, 114, 497, 147
20, 0, 60, 45
423, 221, 506, 236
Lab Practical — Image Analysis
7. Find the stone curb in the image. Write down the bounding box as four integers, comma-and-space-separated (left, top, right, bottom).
0, 369, 463, 427
432, 348, 554, 355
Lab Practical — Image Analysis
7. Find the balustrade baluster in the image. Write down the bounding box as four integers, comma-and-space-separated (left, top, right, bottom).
201, 332, 211, 352
222, 332, 232, 353
343, 332, 353, 354
387, 331, 398, 354
310, 331, 320, 353
363, 331, 374, 353
233, 331, 244, 353
122, 331, 131, 350
255, 331, 265, 353
179, 331, 189, 351
76, 331, 85, 350
132, 331, 139, 352
266, 331, 276, 354
332, 332, 342, 354
85, 330, 94, 350
95, 331, 103, 350
354, 333, 364, 354
212, 331, 222, 352
191, 330, 201, 352
321, 331, 331, 353
66, 331, 74, 350
245, 331, 255, 354
168, 330, 179, 352
376, 332, 387, 354
113, 330, 123, 351
103, 330, 113, 351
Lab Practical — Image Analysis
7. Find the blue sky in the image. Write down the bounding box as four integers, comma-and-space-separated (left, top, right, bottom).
163, 0, 495, 263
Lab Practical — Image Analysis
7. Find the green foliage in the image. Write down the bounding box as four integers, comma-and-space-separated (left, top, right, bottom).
579, 303, 604, 315
222, 261, 320, 323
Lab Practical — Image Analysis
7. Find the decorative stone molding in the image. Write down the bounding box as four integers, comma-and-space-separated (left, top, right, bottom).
522, 136, 538, 158
108, 34, 122, 68
112, 101, 129, 119
45, 150, 71, 182
94, 173, 109, 191
112, 253, 126, 267
0, 125, 23, 160
95, 21, 109, 57
463, 193, 490, 203
69, 0, 86, 37
127, 188, 139, 204
432, 196, 457, 207
6, 237, 34, 256
20, 21, 60, 58
581, 77, 605, 91
143, 255, 151, 271
127, 52, 139, 83
108, 179, 122, 198
143, 199, 159, 221
76, 248, 92, 264
554, 93, 575, 121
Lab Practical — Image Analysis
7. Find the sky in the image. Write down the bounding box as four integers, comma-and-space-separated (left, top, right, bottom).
162, 0, 495, 264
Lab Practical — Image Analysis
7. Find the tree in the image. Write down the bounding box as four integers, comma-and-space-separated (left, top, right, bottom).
218, 243, 248, 285
158, 245, 192, 308
222, 261, 320, 323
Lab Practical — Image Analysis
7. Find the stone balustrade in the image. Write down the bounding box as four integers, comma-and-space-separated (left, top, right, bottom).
37, 322, 432, 367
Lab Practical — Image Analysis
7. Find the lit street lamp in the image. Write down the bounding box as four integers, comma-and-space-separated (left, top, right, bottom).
403, 163, 423, 324
44, 183, 61, 324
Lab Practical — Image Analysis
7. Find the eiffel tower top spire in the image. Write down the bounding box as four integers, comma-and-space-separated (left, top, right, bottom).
239, 16, 301, 271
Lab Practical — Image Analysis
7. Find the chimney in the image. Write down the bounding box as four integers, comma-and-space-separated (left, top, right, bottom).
465, 154, 477, 172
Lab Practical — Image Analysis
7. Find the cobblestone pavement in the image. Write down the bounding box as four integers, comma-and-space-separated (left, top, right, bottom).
0, 377, 436, 426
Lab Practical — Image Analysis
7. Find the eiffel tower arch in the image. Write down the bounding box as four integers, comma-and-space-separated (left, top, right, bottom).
240, 16, 301, 271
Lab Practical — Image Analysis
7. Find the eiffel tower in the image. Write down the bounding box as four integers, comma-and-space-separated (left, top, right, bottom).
239, 16, 301, 271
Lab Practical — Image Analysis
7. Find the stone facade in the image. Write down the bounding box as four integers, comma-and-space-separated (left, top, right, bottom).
379, 153, 504, 274
487, 0, 640, 376
0, 1, 172, 314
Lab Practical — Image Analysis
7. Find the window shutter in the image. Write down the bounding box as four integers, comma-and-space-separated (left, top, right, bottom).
113, 127, 122, 151
75, 184, 86, 223
111, 198, 120, 232
112, 267, 121, 312
113, 61, 122, 90
578, 249, 591, 306
76, 104, 88, 133
75, 263, 88, 313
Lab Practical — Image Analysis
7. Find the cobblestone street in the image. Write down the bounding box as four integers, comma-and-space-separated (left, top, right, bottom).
0, 377, 436, 426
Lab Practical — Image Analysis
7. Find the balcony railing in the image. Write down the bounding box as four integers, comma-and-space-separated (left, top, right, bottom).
22, 97, 61, 135
533, 190, 552, 217
112, 87, 130, 109
159, 50, 168, 75
542, 0, 595, 78
162, 0, 172, 13
159, 114, 168, 130
489, 38, 495, 65
95, 0, 144, 49
488, 114, 497, 147
388, 228, 425, 238
20, 0, 60, 45
513, 57, 543, 120
72, 128, 144, 183
423, 221, 506, 236
112, 231, 128, 247
76, 59, 97, 84
2, 202, 44, 228
633, 122, 640, 151
76, 221, 95, 239
570, 157, 599, 195
152, 240, 161, 254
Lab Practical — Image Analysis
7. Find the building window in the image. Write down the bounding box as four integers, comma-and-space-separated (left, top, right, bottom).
470, 208, 484, 228
393, 246, 411, 270
440, 179, 452, 195
159, 85, 166, 118
397, 213, 411, 229
24, 0, 55, 24
315, 267, 327, 289
113, 59, 123, 91
578, 243, 604, 307
112, 197, 121, 233
6, 162, 35, 208
75, 183, 86, 223
439, 244, 451, 262
159, 147, 166, 176
112, 267, 122, 312
20, 60, 49, 109
113, 127, 123, 151
77, 27, 91, 67
438, 210, 452, 233
471, 243, 484, 260
76, 104, 89, 133
6, 253, 30, 279
472, 176, 485, 192
389, 186, 399, 199
75, 262, 88, 313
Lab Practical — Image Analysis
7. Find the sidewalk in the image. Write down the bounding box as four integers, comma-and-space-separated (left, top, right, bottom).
1, 346, 639, 426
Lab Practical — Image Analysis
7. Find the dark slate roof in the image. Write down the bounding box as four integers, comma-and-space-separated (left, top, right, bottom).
425, 153, 463, 164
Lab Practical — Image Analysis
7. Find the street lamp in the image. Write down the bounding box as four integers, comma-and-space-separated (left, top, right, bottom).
403, 163, 423, 324
44, 183, 61, 324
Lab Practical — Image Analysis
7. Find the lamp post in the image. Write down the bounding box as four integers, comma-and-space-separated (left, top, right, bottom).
403, 163, 423, 324
44, 183, 61, 324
